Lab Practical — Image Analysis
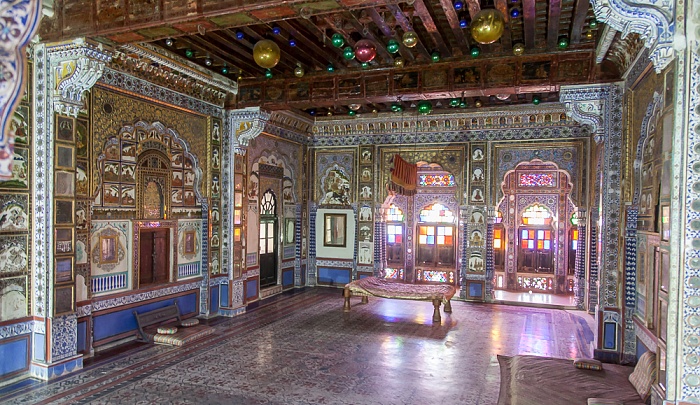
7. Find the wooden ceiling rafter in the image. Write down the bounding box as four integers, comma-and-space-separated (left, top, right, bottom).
277, 19, 351, 71
412, 0, 451, 57
464, 0, 481, 19
437, 0, 470, 56
570, 0, 590, 44
367, 8, 415, 62
522, 0, 536, 49
546, 0, 562, 50
494, 0, 512, 50
184, 33, 261, 76
387, 4, 432, 60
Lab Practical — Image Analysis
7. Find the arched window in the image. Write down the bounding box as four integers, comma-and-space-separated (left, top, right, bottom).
417, 203, 455, 267
259, 190, 278, 288
521, 204, 553, 226
386, 204, 404, 266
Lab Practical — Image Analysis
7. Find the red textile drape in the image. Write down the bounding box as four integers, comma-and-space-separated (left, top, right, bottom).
389, 154, 417, 196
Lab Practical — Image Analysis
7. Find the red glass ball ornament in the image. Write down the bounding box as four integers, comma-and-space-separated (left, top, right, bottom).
354, 39, 377, 63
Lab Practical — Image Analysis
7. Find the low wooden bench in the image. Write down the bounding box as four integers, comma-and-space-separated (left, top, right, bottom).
343, 276, 456, 324
133, 300, 214, 346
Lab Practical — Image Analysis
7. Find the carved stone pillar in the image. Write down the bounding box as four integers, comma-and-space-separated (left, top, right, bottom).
560, 84, 624, 361
0, 0, 42, 178
31, 39, 110, 379
574, 209, 587, 310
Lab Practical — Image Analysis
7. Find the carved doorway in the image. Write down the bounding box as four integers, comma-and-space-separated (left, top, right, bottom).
259, 190, 278, 288
139, 228, 170, 287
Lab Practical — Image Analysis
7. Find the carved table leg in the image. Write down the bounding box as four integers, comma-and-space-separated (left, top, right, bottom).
344, 287, 351, 312
361, 295, 368, 304
444, 300, 452, 313
432, 299, 442, 323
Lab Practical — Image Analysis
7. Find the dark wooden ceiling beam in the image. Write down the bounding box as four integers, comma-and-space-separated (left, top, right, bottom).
464, 0, 481, 19
412, 0, 451, 56
570, 0, 590, 44
438, 0, 470, 56
367, 8, 415, 62
322, 15, 363, 68
277, 20, 350, 70
494, 0, 512, 49
523, 0, 537, 48
546, 0, 562, 50
387, 4, 431, 61
187, 33, 261, 76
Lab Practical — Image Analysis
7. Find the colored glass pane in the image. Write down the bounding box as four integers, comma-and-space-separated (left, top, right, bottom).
395, 235, 402, 243
521, 229, 528, 239
419, 203, 455, 223
521, 240, 529, 249
419, 235, 427, 244
537, 240, 543, 250
528, 240, 534, 249
427, 235, 435, 245
519, 173, 556, 187
573, 229, 578, 239
388, 234, 396, 243
572, 240, 578, 250
494, 239, 502, 249
423, 271, 448, 282
437, 235, 445, 245
419, 174, 456, 187
387, 204, 404, 222
445, 235, 453, 245
544, 240, 551, 250
494, 229, 502, 238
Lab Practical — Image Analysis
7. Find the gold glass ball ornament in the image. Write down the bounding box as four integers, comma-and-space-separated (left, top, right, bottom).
512, 43, 525, 56
393, 57, 405, 68
402, 31, 419, 48
471, 9, 506, 44
253, 39, 281, 69
294, 65, 305, 78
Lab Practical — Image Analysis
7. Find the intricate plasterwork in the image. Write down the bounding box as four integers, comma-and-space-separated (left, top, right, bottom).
230, 107, 270, 147
53, 42, 111, 117
590, 0, 674, 73
0, 0, 41, 178
90, 281, 202, 312
120, 43, 237, 99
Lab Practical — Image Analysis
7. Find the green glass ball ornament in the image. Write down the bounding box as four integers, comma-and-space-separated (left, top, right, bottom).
532, 96, 541, 105
512, 43, 525, 56
221, 66, 229, 74
417, 100, 432, 114
450, 98, 460, 107
589, 20, 598, 28
348, 110, 356, 116
402, 31, 419, 48
343, 46, 355, 60
294, 65, 305, 78
361, 62, 369, 69
393, 57, 404, 68
185, 49, 194, 58
264, 69, 273, 79
558, 37, 569, 49
391, 103, 404, 112
470, 46, 480, 58
459, 101, 467, 108
327, 64, 335, 72
331, 33, 345, 48
431, 51, 440, 62
387, 39, 400, 54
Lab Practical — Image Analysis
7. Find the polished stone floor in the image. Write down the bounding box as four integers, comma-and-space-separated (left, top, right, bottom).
0, 288, 595, 405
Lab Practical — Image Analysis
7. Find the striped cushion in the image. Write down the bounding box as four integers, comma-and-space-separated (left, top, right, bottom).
574, 358, 603, 371
157, 326, 178, 335
628, 351, 656, 401
180, 318, 200, 327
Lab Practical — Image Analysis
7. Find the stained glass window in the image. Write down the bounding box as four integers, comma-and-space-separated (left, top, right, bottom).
419, 174, 456, 187
384, 268, 404, 280
417, 225, 455, 267
518, 173, 556, 187
570, 211, 579, 226
422, 270, 447, 283
419, 203, 455, 223
521, 204, 552, 225
494, 228, 503, 249
260, 190, 276, 215
571, 229, 579, 250
517, 276, 553, 291
495, 210, 503, 224
386, 204, 404, 222
520, 229, 551, 250
387, 224, 403, 244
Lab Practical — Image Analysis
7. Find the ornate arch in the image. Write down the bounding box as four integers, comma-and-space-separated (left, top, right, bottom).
632, 91, 664, 207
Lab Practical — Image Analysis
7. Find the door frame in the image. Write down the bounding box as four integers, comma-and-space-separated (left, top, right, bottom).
133, 220, 177, 289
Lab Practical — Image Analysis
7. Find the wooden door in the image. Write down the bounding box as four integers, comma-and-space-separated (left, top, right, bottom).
139, 229, 170, 286
259, 217, 277, 288
518, 227, 553, 273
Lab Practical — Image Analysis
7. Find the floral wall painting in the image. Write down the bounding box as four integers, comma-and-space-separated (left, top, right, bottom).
324, 213, 346, 247
121, 141, 136, 162
0, 236, 28, 274
321, 169, 351, 205
76, 164, 88, 196
0, 148, 29, 189
0, 196, 29, 232
75, 119, 88, 158
469, 252, 485, 272
10, 106, 29, 145
472, 148, 484, 161
361, 149, 372, 164
470, 211, 485, 224
75, 240, 87, 264
359, 206, 372, 222
91, 228, 126, 271
0, 276, 28, 321
121, 164, 135, 183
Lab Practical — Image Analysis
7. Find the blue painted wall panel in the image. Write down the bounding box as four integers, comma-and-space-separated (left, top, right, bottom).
318, 267, 350, 285
77, 321, 87, 353
220, 284, 228, 307
246, 279, 258, 299
33, 333, 45, 361
210, 286, 219, 313
0, 337, 28, 377
282, 269, 294, 287
93, 292, 197, 342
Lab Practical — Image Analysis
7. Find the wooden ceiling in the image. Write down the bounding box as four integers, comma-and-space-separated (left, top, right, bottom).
41, 0, 610, 114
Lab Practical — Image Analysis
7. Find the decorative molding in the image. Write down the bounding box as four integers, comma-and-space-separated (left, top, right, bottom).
90, 281, 202, 312
230, 107, 270, 147
120, 43, 237, 99
595, 25, 618, 64
0, 0, 42, 178
590, 0, 674, 73
53, 42, 112, 116
0, 319, 35, 339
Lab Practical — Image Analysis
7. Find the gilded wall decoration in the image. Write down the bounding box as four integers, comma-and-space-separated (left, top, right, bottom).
91, 227, 127, 272
91, 86, 208, 197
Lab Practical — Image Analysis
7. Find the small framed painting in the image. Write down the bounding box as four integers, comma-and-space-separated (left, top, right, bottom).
99, 235, 118, 264
184, 230, 196, 254
324, 213, 346, 247
56, 145, 75, 169
55, 256, 74, 283
55, 228, 73, 254
54, 284, 75, 315
56, 115, 75, 142
55, 200, 74, 225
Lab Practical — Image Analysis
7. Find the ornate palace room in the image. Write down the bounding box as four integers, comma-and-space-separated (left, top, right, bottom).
0, 0, 696, 404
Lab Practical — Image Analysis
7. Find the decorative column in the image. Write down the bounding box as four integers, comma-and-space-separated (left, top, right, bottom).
560, 83, 624, 361
374, 205, 386, 277
0, 0, 42, 177
459, 206, 469, 299
32, 39, 111, 379
224, 107, 268, 310
574, 209, 587, 310
485, 206, 496, 302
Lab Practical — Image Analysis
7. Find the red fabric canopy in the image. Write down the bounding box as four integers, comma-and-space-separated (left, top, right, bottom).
389, 154, 417, 196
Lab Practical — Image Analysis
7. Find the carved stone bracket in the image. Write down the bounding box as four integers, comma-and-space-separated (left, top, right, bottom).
230, 107, 271, 147
50, 39, 112, 117
590, 0, 675, 72
0, 0, 42, 178
560, 86, 606, 143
